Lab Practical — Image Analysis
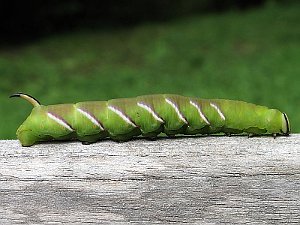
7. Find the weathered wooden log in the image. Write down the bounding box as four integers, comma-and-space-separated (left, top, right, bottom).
0, 135, 299, 224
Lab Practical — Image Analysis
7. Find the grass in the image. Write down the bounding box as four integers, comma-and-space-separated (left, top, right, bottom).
1, 2, 299, 139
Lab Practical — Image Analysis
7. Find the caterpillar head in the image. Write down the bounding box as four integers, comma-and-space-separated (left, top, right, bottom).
281, 112, 290, 135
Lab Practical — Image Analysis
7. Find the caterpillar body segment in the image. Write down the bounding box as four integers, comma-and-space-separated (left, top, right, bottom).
10, 93, 290, 147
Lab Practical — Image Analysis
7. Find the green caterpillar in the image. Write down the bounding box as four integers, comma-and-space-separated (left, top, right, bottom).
11, 93, 290, 147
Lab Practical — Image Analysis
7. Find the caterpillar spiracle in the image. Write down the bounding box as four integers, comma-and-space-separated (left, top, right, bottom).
11, 93, 290, 147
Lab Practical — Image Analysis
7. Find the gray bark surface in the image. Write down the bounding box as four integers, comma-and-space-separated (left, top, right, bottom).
0, 135, 299, 224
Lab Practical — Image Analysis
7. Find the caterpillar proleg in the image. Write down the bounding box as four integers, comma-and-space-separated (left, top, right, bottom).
10, 93, 290, 146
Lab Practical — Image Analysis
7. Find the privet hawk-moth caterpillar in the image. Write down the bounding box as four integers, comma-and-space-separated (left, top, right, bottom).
11, 93, 290, 147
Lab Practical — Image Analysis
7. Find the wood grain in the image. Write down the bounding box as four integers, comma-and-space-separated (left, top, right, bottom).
0, 135, 299, 224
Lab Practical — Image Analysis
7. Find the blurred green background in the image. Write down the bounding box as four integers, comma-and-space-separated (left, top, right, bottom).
0, 0, 299, 139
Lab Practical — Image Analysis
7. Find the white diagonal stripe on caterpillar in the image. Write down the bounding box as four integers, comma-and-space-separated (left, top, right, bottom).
137, 102, 164, 123
165, 98, 188, 124
47, 112, 74, 132
189, 100, 210, 125
108, 105, 137, 127
210, 103, 226, 120
76, 108, 104, 130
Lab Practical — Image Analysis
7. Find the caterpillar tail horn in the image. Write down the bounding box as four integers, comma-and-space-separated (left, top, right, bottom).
10, 93, 41, 107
